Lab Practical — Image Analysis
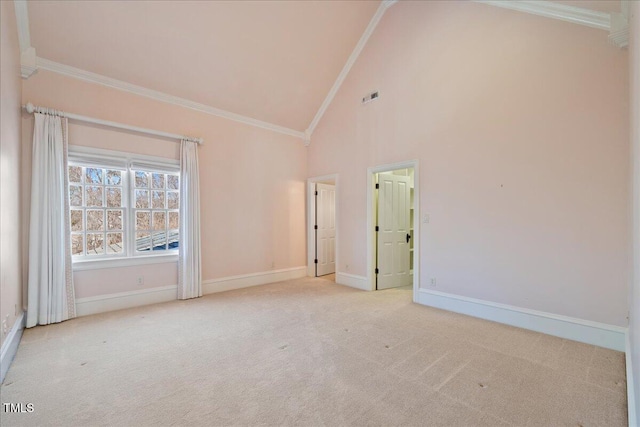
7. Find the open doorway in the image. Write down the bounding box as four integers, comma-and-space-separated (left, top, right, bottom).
367, 161, 419, 301
307, 174, 338, 282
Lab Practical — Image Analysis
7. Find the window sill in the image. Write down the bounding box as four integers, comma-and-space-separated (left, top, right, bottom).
72, 253, 179, 271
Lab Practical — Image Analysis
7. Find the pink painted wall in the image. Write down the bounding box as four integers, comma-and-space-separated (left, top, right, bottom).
308, 1, 630, 326
0, 0, 23, 349
21, 70, 307, 299
629, 0, 640, 418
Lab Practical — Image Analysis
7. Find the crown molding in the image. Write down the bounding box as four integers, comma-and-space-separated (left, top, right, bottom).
36, 57, 306, 140
608, 26, 629, 48
20, 47, 37, 79
608, 5, 630, 48
474, 1, 610, 30
306, 0, 397, 135
475, 0, 629, 47
13, 0, 31, 53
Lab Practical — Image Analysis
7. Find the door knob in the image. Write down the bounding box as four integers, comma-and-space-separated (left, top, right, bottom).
406, 233, 411, 243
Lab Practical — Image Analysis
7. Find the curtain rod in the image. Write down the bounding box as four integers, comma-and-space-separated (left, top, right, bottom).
22, 103, 203, 145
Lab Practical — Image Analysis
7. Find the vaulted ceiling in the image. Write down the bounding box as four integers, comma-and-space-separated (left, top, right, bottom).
25, 0, 381, 133
17, 0, 627, 140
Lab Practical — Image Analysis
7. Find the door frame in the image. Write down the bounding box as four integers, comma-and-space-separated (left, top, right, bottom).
367, 160, 419, 302
307, 174, 339, 277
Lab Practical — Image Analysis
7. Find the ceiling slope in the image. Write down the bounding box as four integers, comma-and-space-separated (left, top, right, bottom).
26, 0, 380, 133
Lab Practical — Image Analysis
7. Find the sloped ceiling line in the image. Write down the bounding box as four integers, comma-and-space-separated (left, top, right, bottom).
304, 0, 397, 144
15, 0, 629, 144
35, 57, 307, 139
305, 0, 629, 143
12, 0, 306, 140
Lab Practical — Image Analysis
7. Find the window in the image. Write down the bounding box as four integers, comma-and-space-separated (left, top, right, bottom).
68, 148, 180, 262
133, 170, 180, 252
69, 165, 125, 256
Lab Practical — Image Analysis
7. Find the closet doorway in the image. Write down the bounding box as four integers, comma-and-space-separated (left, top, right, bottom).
367, 161, 419, 300
307, 175, 338, 280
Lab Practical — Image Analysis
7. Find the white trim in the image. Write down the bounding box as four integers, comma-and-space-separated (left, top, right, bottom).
474, 1, 610, 31
35, 57, 306, 141
0, 312, 25, 383
13, 0, 31, 53
609, 9, 630, 48
366, 160, 420, 302
74, 267, 306, 316
68, 145, 178, 167
609, 26, 630, 48
306, 174, 339, 278
72, 254, 178, 271
417, 288, 626, 351
306, 0, 397, 135
75, 285, 177, 317
627, 332, 638, 427
336, 272, 369, 291
202, 266, 306, 294
20, 47, 37, 79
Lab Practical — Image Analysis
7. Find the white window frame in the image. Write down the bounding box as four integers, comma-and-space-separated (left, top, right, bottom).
68, 145, 180, 271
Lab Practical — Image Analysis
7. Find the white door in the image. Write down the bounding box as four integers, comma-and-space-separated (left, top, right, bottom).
377, 174, 411, 289
316, 183, 336, 276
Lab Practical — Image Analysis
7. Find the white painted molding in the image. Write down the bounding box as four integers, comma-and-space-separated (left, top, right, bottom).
75, 285, 177, 317
72, 254, 178, 271
609, 26, 630, 48
475, 1, 610, 30
1, 311, 25, 383
417, 288, 626, 351
476, 0, 629, 48
13, 0, 31, 53
609, 10, 630, 48
306, 174, 340, 278
627, 332, 638, 427
336, 272, 370, 291
75, 267, 306, 316
203, 266, 306, 294
20, 47, 37, 79
306, 0, 397, 135
34, 57, 306, 140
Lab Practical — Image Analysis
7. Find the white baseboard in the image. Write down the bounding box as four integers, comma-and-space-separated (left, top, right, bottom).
74, 267, 307, 317
336, 272, 370, 291
1, 312, 25, 383
75, 285, 177, 317
627, 332, 638, 427
203, 266, 307, 294
417, 288, 626, 351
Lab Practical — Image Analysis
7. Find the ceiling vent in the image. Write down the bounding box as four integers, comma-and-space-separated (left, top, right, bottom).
362, 91, 379, 105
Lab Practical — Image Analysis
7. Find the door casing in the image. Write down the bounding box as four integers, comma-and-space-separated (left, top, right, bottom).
367, 160, 419, 302
307, 174, 339, 278
316, 183, 336, 276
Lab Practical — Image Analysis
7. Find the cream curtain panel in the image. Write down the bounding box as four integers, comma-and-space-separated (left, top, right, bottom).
26, 112, 76, 328
178, 139, 202, 299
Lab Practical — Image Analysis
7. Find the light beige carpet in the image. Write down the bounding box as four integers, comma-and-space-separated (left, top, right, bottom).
0, 277, 627, 426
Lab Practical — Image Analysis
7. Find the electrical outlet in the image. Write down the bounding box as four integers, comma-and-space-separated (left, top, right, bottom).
137, 276, 144, 286
430, 278, 437, 287
2, 319, 7, 336
423, 213, 430, 224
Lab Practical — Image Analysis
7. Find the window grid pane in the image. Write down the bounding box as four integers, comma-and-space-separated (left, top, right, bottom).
68, 165, 124, 258
69, 164, 179, 259
133, 170, 180, 253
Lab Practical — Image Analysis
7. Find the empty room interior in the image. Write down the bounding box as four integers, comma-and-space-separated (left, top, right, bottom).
1, 0, 639, 425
